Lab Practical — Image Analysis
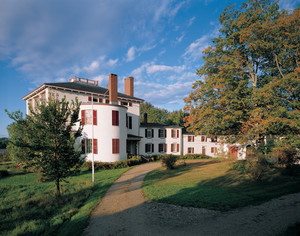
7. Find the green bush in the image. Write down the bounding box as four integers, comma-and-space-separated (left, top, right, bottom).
0, 170, 9, 177
161, 154, 178, 170
181, 154, 210, 159
230, 160, 247, 173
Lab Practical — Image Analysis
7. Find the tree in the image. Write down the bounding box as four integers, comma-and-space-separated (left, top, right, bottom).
140, 102, 169, 123
166, 110, 188, 126
184, 0, 299, 151
6, 97, 83, 197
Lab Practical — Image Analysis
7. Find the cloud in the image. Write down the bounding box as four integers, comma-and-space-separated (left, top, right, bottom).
188, 16, 196, 27
0, 0, 175, 81
183, 28, 219, 61
176, 34, 185, 43
126, 46, 136, 62
146, 64, 185, 74
279, 0, 298, 10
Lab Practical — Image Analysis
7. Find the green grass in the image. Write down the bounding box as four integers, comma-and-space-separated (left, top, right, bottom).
0, 161, 129, 236
142, 159, 300, 211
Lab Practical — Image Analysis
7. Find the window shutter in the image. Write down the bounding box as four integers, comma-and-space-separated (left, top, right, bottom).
93, 139, 97, 154
129, 103, 132, 106
112, 110, 119, 126
152, 144, 154, 153
192, 148, 194, 153
145, 129, 147, 138
165, 130, 167, 138
99, 98, 103, 103
129, 116, 132, 129
81, 110, 85, 125
81, 139, 85, 153
177, 144, 179, 152
93, 110, 97, 125
152, 129, 154, 138
193, 136, 194, 142
88, 97, 92, 101
165, 144, 167, 152
106, 99, 109, 104
177, 130, 179, 138
112, 139, 119, 154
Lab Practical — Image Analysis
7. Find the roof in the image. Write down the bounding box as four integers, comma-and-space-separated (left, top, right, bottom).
23, 81, 144, 102
140, 122, 182, 128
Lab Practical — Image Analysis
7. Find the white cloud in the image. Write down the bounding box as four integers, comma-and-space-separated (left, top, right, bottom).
279, 0, 298, 10
91, 74, 108, 86
176, 34, 185, 43
188, 16, 196, 27
84, 61, 99, 72
146, 64, 185, 74
126, 47, 136, 62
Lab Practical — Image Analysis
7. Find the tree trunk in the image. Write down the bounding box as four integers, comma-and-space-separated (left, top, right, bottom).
56, 177, 61, 198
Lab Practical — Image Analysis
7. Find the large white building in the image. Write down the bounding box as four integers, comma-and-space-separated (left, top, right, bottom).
23, 74, 245, 162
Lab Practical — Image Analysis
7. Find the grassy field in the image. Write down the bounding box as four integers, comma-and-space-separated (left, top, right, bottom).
142, 159, 300, 211
0, 161, 129, 236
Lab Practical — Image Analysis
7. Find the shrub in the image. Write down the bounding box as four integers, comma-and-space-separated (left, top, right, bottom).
181, 154, 210, 159
113, 161, 129, 169
161, 154, 178, 170
0, 170, 9, 177
230, 160, 247, 173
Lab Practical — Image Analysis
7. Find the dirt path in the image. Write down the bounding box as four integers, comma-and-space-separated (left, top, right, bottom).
83, 161, 300, 236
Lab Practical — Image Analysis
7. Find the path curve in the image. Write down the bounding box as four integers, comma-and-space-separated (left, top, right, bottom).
84, 161, 300, 236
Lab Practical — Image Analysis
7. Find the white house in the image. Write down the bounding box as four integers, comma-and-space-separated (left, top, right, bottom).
23, 74, 245, 162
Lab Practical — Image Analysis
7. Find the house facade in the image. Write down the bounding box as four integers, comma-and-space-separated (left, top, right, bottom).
23, 74, 245, 162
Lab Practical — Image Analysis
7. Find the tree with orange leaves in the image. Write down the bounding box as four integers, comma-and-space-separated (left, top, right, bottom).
184, 0, 299, 155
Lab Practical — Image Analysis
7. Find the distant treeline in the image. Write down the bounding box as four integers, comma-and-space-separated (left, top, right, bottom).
0, 138, 9, 149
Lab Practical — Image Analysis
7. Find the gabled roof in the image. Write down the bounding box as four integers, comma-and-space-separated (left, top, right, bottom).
22, 82, 144, 102
140, 122, 182, 128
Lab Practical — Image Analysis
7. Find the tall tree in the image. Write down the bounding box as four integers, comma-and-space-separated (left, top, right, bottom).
6, 97, 83, 197
184, 1, 299, 148
140, 102, 169, 123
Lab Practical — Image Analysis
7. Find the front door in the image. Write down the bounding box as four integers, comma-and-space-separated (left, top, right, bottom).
228, 146, 238, 159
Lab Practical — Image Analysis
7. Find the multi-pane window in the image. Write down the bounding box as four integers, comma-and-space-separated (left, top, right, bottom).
211, 147, 217, 153
82, 139, 97, 154
159, 129, 165, 138
158, 143, 165, 152
202, 146, 206, 155
211, 137, 218, 142
201, 136, 206, 142
171, 143, 179, 153
145, 128, 153, 138
81, 110, 97, 125
145, 143, 154, 153
171, 129, 176, 138
187, 147, 194, 153
188, 135, 194, 142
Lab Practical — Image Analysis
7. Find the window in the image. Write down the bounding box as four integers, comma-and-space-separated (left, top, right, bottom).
121, 101, 128, 106
211, 147, 217, 153
145, 143, 154, 153
82, 139, 97, 154
171, 143, 178, 153
171, 129, 176, 138
112, 110, 119, 126
81, 110, 97, 125
159, 143, 165, 152
128, 116, 132, 129
112, 139, 119, 154
145, 128, 153, 138
129, 102, 132, 107
88, 97, 92, 102
106, 99, 109, 104
188, 136, 194, 142
159, 129, 165, 138
99, 98, 103, 103
177, 130, 179, 138
201, 136, 206, 142
188, 147, 194, 154
211, 137, 218, 142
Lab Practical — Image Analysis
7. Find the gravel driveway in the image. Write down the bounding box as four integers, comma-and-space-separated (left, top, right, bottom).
83, 161, 300, 236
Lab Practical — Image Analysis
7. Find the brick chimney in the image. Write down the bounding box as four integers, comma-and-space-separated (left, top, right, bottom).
108, 74, 118, 104
124, 77, 134, 97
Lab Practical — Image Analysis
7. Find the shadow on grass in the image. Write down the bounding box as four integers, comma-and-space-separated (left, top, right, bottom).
145, 162, 300, 211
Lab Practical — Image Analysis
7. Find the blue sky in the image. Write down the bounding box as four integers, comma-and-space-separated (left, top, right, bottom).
0, 0, 298, 138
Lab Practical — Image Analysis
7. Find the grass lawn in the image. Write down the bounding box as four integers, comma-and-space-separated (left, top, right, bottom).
0, 161, 129, 236
142, 159, 300, 211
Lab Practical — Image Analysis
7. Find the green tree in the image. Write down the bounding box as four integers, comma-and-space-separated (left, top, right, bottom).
140, 102, 169, 123
6, 97, 83, 197
166, 110, 188, 126
184, 0, 299, 150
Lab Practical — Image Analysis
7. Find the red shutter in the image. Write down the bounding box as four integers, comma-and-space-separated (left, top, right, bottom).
88, 97, 92, 101
165, 144, 167, 152
129, 103, 132, 106
177, 144, 179, 152
193, 136, 194, 142
165, 130, 167, 138
99, 98, 103, 103
112, 110, 119, 126
93, 139, 97, 154
81, 110, 85, 125
192, 148, 194, 153
112, 139, 119, 154
171, 144, 173, 152
106, 99, 109, 104
93, 110, 97, 125
177, 130, 179, 138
